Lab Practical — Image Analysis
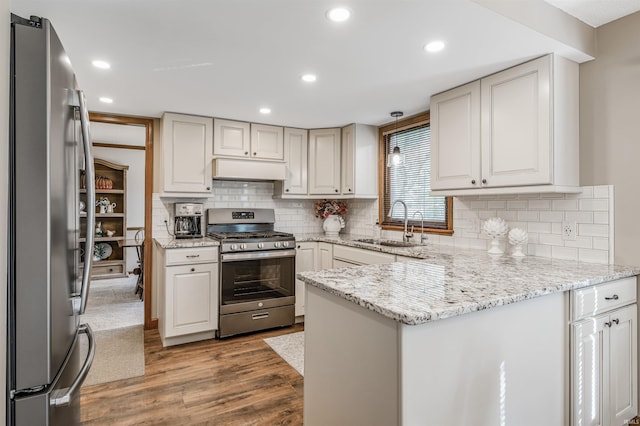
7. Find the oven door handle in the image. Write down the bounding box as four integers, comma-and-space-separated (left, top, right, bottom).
221, 249, 296, 262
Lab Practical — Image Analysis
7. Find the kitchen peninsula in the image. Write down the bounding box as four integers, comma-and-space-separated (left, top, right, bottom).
297, 244, 639, 426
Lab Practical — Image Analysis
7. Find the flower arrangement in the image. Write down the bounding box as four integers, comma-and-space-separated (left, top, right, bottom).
314, 199, 348, 219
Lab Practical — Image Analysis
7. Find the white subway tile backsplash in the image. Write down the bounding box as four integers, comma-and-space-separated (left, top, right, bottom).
564, 211, 594, 223
578, 248, 609, 264
506, 200, 528, 210
551, 199, 578, 211
152, 184, 613, 265
527, 199, 551, 210
552, 246, 578, 261
579, 223, 609, 238
593, 186, 610, 198
539, 211, 564, 222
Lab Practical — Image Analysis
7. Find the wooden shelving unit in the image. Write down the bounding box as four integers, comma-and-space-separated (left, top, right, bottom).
80, 158, 129, 280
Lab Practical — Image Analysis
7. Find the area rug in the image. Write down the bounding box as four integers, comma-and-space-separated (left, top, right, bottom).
79, 276, 145, 386
80, 325, 144, 386
264, 331, 305, 376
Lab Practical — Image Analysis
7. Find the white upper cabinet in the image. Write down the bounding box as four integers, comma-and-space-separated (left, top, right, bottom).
341, 124, 379, 198
430, 54, 580, 195
213, 118, 284, 161
430, 81, 480, 191
282, 127, 308, 195
213, 118, 251, 158
250, 123, 284, 160
161, 113, 213, 194
308, 128, 341, 195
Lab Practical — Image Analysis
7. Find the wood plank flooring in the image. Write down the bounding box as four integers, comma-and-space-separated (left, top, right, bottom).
80, 324, 304, 425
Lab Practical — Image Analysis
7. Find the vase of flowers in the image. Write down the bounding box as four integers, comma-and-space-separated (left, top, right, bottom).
314, 199, 347, 237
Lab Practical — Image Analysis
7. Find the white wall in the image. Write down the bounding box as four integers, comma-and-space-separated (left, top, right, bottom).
1, 2, 11, 421
579, 11, 640, 267
91, 122, 146, 272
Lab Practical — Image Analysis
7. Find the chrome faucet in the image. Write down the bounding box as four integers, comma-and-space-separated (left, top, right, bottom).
411, 211, 427, 244
389, 200, 411, 242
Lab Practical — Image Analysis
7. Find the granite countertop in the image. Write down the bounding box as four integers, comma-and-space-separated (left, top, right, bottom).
296, 234, 640, 325
153, 237, 220, 249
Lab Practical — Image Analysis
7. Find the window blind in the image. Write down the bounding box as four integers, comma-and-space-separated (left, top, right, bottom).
382, 124, 449, 229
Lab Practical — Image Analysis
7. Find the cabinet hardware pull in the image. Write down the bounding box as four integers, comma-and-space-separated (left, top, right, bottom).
297, 245, 301, 248
285, 189, 289, 192
206, 187, 210, 191
612, 318, 619, 325
186, 254, 200, 258
252, 313, 269, 320
253, 152, 257, 156
471, 179, 476, 184
604, 321, 612, 327
482, 178, 487, 184
604, 295, 619, 300
191, 268, 195, 272
244, 152, 249, 155
334, 189, 338, 192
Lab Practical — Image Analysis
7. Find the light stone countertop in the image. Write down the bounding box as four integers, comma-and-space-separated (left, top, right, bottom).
296, 234, 640, 325
153, 237, 220, 249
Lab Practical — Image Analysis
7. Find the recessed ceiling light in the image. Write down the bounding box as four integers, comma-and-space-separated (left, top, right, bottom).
326, 7, 351, 22
301, 74, 317, 83
99, 97, 113, 104
424, 40, 445, 53
92, 60, 111, 69
259, 107, 271, 114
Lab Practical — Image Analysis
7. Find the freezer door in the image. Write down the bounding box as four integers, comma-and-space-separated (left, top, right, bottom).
11, 18, 80, 391
12, 324, 95, 426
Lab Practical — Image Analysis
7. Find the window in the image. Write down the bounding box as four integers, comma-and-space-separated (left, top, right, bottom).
379, 112, 453, 234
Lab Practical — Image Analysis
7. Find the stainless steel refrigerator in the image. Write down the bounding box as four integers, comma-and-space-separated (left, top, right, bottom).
8, 15, 97, 425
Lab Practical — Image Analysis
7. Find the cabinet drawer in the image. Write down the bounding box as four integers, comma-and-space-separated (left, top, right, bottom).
92, 263, 125, 278
571, 276, 637, 321
333, 245, 395, 265
165, 247, 218, 266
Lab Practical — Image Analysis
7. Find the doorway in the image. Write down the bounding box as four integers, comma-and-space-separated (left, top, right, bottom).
88, 112, 154, 330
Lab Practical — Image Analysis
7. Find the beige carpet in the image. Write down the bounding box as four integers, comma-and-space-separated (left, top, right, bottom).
264, 331, 304, 375
80, 276, 145, 386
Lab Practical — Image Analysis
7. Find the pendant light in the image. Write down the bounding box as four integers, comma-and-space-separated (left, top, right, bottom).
386, 111, 405, 167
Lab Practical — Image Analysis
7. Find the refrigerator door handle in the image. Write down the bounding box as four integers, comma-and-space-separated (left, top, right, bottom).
76, 89, 95, 315
50, 323, 95, 408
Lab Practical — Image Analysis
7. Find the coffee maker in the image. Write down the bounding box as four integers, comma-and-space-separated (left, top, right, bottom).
174, 203, 204, 239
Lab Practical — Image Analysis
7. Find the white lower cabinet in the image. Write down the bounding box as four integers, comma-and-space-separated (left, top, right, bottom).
571, 277, 638, 426
157, 246, 219, 347
295, 242, 317, 317
318, 242, 334, 270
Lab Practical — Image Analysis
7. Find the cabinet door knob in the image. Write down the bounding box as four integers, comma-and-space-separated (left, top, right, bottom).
297, 245, 301, 249
604, 294, 619, 300
334, 189, 339, 193
604, 321, 612, 327
285, 189, 289, 192
482, 178, 487, 184
206, 186, 210, 191
244, 151, 249, 155
253, 152, 257, 156
191, 268, 195, 272
612, 318, 620, 325
471, 179, 476, 184
348, 188, 352, 192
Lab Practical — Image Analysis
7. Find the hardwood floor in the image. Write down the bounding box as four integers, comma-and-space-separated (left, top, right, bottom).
80, 324, 304, 425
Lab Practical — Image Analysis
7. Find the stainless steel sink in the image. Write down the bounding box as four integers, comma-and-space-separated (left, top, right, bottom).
354, 238, 420, 248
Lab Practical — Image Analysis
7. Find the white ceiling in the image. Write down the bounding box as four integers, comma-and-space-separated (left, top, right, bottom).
9, 0, 634, 128
544, 0, 640, 27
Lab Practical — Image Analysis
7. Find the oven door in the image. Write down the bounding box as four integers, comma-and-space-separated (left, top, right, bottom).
219, 249, 295, 315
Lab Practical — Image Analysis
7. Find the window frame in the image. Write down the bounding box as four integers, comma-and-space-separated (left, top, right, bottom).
377, 111, 453, 236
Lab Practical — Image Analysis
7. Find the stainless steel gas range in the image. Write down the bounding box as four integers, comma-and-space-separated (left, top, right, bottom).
207, 208, 296, 338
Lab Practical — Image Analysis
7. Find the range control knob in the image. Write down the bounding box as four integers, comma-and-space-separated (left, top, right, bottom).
240, 244, 247, 250
282, 241, 290, 247
230, 244, 238, 251
257, 242, 264, 249
274, 242, 282, 248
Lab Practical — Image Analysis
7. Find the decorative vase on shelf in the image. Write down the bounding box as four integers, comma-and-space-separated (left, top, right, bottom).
483, 217, 508, 254
508, 228, 528, 257
323, 214, 345, 237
